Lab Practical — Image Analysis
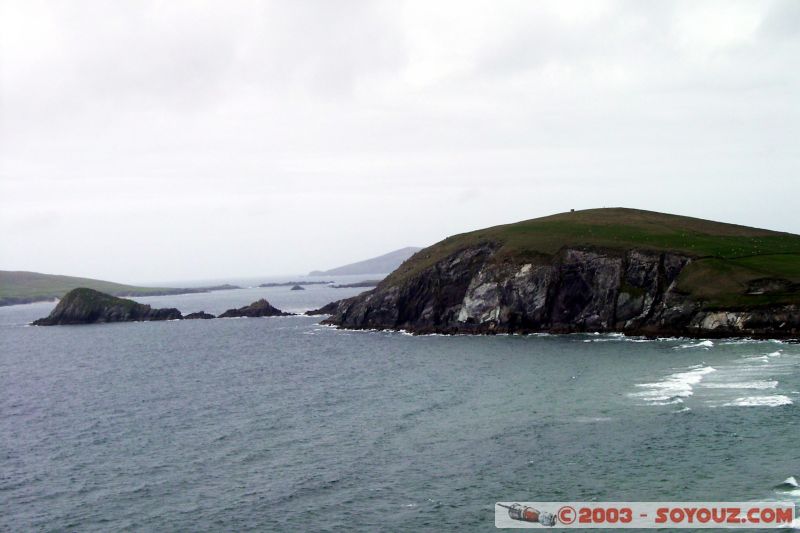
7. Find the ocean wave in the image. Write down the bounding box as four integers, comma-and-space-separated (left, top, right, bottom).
629, 365, 716, 404
583, 336, 654, 343
702, 381, 778, 390
676, 340, 714, 350
742, 355, 771, 363
650, 398, 684, 405
719, 338, 760, 345
722, 395, 793, 407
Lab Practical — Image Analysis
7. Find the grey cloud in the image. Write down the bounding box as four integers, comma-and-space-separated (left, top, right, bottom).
0, 0, 797, 282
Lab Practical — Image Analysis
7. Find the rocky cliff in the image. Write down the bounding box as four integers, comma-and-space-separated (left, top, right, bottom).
321, 209, 800, 338
32, 288, 183, 325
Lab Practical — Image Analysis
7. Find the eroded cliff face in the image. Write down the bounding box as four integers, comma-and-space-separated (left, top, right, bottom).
323, 244, 800, 338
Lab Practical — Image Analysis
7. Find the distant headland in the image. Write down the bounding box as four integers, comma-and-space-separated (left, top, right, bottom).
308, 247, 422, 276
0, 270, 240, 307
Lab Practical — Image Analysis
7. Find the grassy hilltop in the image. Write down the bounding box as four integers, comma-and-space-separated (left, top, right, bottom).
0, 271, 236, 306
388, 208, 800, 310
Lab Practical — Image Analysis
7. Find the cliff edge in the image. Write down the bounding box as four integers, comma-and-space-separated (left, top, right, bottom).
322, 208, 800, 338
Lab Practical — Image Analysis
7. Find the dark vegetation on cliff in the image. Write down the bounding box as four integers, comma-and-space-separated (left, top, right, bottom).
322, 208, 800, 337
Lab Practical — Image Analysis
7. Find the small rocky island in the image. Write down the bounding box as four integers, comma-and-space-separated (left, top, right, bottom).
319, 208, 800, 339
32, 289, 291, 325
184, 311, 216, 320
290, 285, 305, 291
32, 288, 183, 325
218, 299, 294, 318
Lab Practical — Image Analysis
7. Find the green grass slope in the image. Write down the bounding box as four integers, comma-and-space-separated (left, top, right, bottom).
387, 208, 800, 310
0, 271, 188, 306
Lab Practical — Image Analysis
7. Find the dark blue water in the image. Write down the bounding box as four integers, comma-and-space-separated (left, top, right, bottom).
2, 285, 799, 531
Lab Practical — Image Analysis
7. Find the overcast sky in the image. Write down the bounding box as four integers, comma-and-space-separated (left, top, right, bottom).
1, 0, 798, 283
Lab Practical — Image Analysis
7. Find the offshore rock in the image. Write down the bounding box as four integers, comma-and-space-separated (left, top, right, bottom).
184, 311, 216, 319
218, 299, 293, 318
32, 288, 182, 326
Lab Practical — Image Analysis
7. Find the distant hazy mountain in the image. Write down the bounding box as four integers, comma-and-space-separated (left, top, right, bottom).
309, 247, 422, 276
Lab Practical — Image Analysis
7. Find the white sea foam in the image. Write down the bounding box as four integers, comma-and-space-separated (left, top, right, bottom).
720, 339, 760, 345
630, 366, 716, 404
581, 333, 655, 343
743, 355, 771, 363
702, 381, 778, 390
782, 476, 798, 488
676, 340, 714, 349
722, 395, 793, 407
651, 398, 684, 405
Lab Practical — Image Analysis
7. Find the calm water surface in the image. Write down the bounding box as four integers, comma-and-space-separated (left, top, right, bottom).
1, 284, 799, 531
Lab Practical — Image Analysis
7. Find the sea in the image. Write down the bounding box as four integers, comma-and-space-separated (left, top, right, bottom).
1, 279, 799, 532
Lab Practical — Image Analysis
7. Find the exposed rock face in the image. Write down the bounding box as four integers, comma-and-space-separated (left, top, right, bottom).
305, 301, 341, 316
184, 311, 216, 319
218, 299, 293, 318
32, 288, 182, 326
322, 245, 800, 338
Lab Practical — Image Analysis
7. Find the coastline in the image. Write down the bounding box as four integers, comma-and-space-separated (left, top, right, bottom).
316, 317, 800, 341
